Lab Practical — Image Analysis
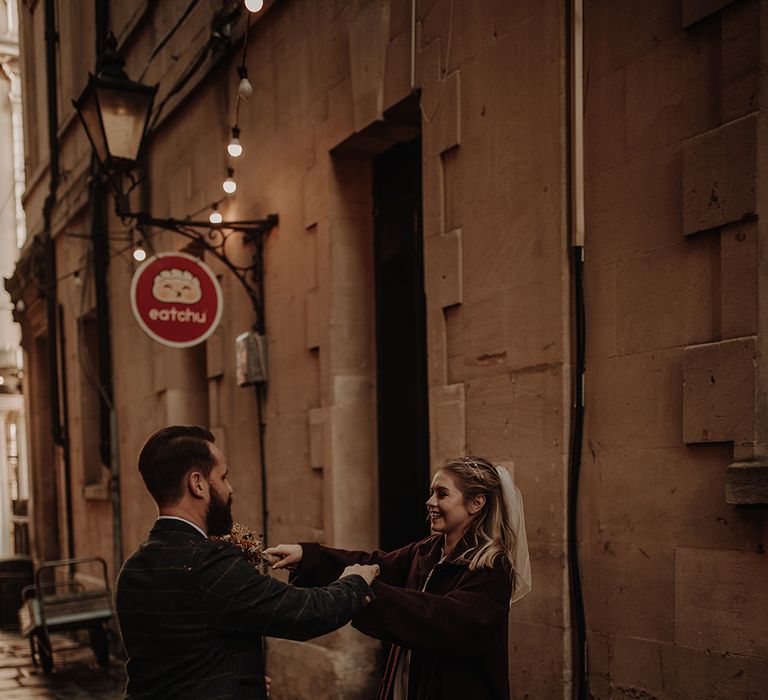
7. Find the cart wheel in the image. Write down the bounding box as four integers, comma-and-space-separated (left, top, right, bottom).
89, 623, 109, 669
33, 632, 53, 674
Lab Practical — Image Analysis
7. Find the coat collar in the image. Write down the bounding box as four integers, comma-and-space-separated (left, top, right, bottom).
150, 517, 207, 539
416, 531, 479, 566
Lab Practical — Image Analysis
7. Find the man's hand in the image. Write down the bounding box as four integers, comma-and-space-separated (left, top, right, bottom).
340, 563, 380, 586
264, 544, 303, 570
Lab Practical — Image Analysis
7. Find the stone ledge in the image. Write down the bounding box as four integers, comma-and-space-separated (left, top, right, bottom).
82, 481, 110, 501
726, 461, 768, 505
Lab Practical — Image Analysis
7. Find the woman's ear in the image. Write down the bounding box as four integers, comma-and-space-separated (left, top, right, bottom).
468, 493, 486, 515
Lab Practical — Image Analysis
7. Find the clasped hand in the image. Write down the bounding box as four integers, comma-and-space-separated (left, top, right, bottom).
264, 544, 380, 586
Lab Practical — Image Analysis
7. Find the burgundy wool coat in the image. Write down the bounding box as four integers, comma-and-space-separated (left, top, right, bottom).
293, 534, 512, 700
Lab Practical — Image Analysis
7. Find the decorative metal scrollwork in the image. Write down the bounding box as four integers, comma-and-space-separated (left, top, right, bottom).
124, 211, 278, 335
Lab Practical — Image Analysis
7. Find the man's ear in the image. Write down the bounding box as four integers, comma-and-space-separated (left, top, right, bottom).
468, 493, 486, 515
188, 471, 207, 500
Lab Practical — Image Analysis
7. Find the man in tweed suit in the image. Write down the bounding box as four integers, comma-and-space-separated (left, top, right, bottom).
115, 425, 378, 699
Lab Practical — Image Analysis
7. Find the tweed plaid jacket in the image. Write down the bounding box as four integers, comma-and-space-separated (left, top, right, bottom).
115, 519, 373, 699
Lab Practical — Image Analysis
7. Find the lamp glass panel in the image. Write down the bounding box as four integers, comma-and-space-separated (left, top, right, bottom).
78, 87, 109, 163
95, 85, 152, 162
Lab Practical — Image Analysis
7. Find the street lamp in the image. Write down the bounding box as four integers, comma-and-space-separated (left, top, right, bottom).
73, 33, 157, 170
72, 32, 278, 336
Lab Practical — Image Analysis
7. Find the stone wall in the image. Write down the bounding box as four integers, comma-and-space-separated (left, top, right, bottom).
583, 1, 768, 697
13, 0, 768, 698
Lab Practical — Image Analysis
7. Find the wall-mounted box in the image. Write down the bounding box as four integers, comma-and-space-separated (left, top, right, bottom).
235, 331, 267, 386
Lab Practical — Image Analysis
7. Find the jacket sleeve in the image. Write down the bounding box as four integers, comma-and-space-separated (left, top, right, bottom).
197, 542, 374, 642
291, 540, 424, 588
351, 564, 512, 656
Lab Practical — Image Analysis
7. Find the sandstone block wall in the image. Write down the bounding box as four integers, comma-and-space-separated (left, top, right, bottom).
583, 1, 768, 696
14, 0, 768, 697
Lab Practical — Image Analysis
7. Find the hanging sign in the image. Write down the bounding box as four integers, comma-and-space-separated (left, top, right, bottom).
130, 252, 223, 348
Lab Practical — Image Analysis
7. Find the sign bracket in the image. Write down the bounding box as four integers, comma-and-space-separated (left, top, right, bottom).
122, 211, 278, 336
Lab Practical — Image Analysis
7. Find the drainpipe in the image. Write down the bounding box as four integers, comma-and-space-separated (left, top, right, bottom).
567, 0, 588, 698
58, 305, 75, 561
43, 0, 60, 439
43, 0, 75, 561
94, 0, 123, 577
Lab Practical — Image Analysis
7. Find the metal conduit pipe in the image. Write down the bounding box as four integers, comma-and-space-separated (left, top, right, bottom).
94, 0, 123, 577
43, 0, 75, 561
567, 0, 588, 698
58, 306, 75, 562
43, 0, 59, 441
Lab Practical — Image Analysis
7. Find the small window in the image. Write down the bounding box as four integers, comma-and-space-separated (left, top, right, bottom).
6, 414, 30, 554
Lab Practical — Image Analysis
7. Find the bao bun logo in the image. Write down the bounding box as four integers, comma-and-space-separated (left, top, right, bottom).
152, 269, 202, 304
130, 252, 223, 348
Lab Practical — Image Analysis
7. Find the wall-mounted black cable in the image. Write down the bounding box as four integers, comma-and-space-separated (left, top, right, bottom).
138, 0, 202, 82
566, 0, 589, 697
568, 246, 587, 699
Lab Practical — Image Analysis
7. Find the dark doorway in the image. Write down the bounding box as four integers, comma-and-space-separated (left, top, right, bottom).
373, 138, 430, 552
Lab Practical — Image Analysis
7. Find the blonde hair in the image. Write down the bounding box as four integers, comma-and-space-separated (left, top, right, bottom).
438, 456, 517, 574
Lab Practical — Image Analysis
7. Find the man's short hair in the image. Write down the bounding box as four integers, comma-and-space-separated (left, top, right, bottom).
138, 425, 216, 506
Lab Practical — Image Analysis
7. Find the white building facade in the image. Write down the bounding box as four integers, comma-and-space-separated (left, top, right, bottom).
0, 0, 28, 558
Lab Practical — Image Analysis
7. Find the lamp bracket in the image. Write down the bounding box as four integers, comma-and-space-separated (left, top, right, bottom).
120, 210, 278, 335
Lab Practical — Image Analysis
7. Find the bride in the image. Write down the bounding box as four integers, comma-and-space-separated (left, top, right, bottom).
265, 456, 531, 700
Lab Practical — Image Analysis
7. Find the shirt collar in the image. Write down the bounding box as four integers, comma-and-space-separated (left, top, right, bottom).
157, 515, 207, 539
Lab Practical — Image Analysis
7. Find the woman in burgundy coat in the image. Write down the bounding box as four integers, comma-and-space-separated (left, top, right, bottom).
265, 456, 531, 700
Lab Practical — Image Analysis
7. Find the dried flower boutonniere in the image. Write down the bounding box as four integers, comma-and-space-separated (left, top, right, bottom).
211, 523, 269, 568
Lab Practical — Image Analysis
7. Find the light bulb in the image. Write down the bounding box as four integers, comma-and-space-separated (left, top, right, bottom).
228, 139, 242, 157
238, 77, 253, 99
227, 126, 243, 157
133, 243, 147, 262
209, 208, 223, 225
245, 0, 264, 12
223, 168, 237, 194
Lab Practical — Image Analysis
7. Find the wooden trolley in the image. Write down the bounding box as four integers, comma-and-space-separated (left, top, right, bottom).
18, 556, 114, 673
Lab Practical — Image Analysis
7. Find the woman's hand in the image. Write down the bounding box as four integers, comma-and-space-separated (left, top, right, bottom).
264, 544, 303, 570
341, 563, 380, 586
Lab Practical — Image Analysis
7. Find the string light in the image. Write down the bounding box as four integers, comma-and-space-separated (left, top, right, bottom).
223, 167, 237, 194
222, 12, 249, 204
237, 66, 253, 99
244, 0, 264, 13
133, 240, 147, 262
238, 76, 253, 99
209, 204, 223, 225
228, 126, 243, 157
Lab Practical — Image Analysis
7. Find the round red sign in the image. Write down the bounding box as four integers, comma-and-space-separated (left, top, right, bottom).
129, 252, 223, 348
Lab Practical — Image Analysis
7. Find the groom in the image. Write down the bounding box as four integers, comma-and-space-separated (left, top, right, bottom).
115, 425, 378, 699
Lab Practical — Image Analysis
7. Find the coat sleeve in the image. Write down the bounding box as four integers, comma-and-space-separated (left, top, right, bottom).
351, 564, 512, 656
197, 542, 374, 641
291, 540, 425, 588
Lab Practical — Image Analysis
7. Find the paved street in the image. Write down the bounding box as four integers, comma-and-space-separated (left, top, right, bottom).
0, 629, 125, 699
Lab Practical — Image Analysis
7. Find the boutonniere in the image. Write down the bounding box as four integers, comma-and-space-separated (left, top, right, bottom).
210, 523, 269, 568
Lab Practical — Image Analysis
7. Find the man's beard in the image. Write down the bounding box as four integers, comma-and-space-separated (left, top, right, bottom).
206, 485, 233, 536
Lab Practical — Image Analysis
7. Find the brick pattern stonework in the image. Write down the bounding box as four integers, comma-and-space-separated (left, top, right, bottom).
7, 0, 768, 698
584, 0, 768, 696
